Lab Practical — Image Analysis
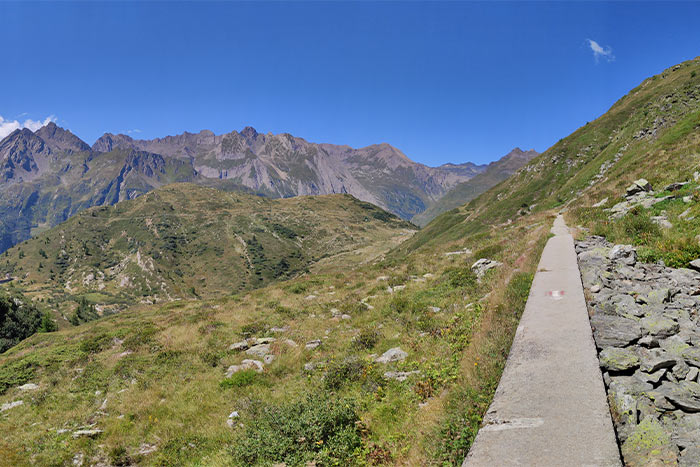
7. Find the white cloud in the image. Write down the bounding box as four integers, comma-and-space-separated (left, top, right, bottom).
587, 39, 614, 63
127, 129, 142, 134
0, 114, 56, 140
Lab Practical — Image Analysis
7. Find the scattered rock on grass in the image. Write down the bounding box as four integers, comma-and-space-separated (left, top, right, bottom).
471, 258, 503, 278
375, 347, 408, 364
225, 359, 264, 377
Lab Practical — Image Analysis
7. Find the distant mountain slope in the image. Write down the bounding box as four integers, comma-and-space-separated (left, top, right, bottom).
412, 148, 538, 226
1, 183, 415, 321
0, 124, 488, 253
397, 56, 700, 256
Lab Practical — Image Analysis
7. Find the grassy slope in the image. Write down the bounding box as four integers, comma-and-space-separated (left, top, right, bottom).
0, 184, 415, 327
1, 57, 699, 466
400, 56, 700, 257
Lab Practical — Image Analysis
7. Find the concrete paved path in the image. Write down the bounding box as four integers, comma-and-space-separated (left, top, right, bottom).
463, 215, 621, 467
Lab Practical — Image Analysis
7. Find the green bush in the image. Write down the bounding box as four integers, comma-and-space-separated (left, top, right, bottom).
0, 291, 44, 353
0, 358, 36, 394
619, 212, 661, 245
323, 357, 369, 390
473, 243, 504, 261
352, 328, 381, 350
79, 333, 111, 354
230, 393, 363, 465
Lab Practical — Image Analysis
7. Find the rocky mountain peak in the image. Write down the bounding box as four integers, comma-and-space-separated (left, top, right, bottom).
92, 133, 136, 153
35, 122, 90, 154
240, 126, 259, 140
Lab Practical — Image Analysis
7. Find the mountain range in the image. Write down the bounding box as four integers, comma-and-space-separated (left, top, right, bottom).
0, 123, 536, 252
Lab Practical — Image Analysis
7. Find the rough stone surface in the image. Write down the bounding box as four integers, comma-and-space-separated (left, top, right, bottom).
578, 235, 700, 464
225, 359, 264, 378
375, 347, 408, 364
471, 258, 503, 279
599, 347, 640, 372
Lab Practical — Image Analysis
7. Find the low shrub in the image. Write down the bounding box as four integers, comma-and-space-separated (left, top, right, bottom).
352, 328, 381, 350
219, 369, 260, 389
230, 393, 363, 465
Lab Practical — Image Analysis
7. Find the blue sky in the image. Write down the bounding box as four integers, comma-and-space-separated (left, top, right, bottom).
1, 1, 699, 166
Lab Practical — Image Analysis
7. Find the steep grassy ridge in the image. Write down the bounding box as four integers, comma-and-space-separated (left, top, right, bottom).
1, 184, 414, 324
400, 57, 700, 256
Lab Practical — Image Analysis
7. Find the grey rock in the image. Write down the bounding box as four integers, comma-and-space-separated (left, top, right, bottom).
621, 416, 678, 466
646, 288, 672, 305
680, 447, 700, 467
17, 383, 39, 391
245, 343, 272, 358
590, 314, 642, 348
659, 381, 700, 412
687, 367, 699, 382
590, 284, 601, 293
651, 216, 673, 229
375, 347, 408, 364
690, 259, 700, 272
626, 178, 653, 196
673, 361, 691, 380
684, 347, 700, 368
263, 355, 275, 364
229, 340, 249, 351
641, 315, 679, 338
664, 182, 688, 192
609, 244, 637, 266
305, 339, 322, 350
635, 368, 667, 384
250, 337, 276, 345
471, 258, 503, 278
384, 370, 421, 382
72, 429, 103, 439
599, 347, 640, 372
0, 400, 23, 412
225, 359, 264, 378
640, 348, 678, 373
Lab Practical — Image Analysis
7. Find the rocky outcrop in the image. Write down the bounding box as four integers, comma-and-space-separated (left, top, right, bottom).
577, 236, 700, 465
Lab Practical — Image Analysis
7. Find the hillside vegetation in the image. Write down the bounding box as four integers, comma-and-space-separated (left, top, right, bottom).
1, 184, 415, 326
0, 56, 699, 466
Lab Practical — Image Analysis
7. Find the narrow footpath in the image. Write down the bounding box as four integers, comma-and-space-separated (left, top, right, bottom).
463, 215, 621, 466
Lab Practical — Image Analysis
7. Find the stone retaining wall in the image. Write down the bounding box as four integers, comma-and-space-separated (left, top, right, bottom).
577, 236, 700, 466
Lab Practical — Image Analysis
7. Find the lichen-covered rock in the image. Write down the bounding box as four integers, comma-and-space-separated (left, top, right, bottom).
590, 314, 642, 348
641, 315, 680, 338
659, 381, 700, 412
245, 343, 272, 358
600, 347, 640, 372
621, 416, 678, 466
626, 179, 653, 196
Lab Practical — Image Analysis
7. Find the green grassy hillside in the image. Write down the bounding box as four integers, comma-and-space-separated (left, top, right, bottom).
0, 184, 415, 326
1, 56, 699, 466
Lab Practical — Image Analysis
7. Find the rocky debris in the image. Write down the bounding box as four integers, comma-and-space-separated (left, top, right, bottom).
375, 347, 408, 364
225, 359, 264, 378
444, 248, 472, 256
245, 343, 272, 358
230, 336, 276, 351
17, 383, 39, 391
384, 370, 420, 381
577, 236, 700, 463
651, 215, 673, 229
665, 182, 689, 192
471, 258, 503, 279
626, 178, 653, 196
305, 295, 317, 301
592, 197, 609, 208
226, 411, 240, 428
0, 400, 23, 411
609, 244, 637, 266
72, 429, 103, 439
305, 340, 322, 350
138, 444, 158, 456
270, 326, 289, 333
